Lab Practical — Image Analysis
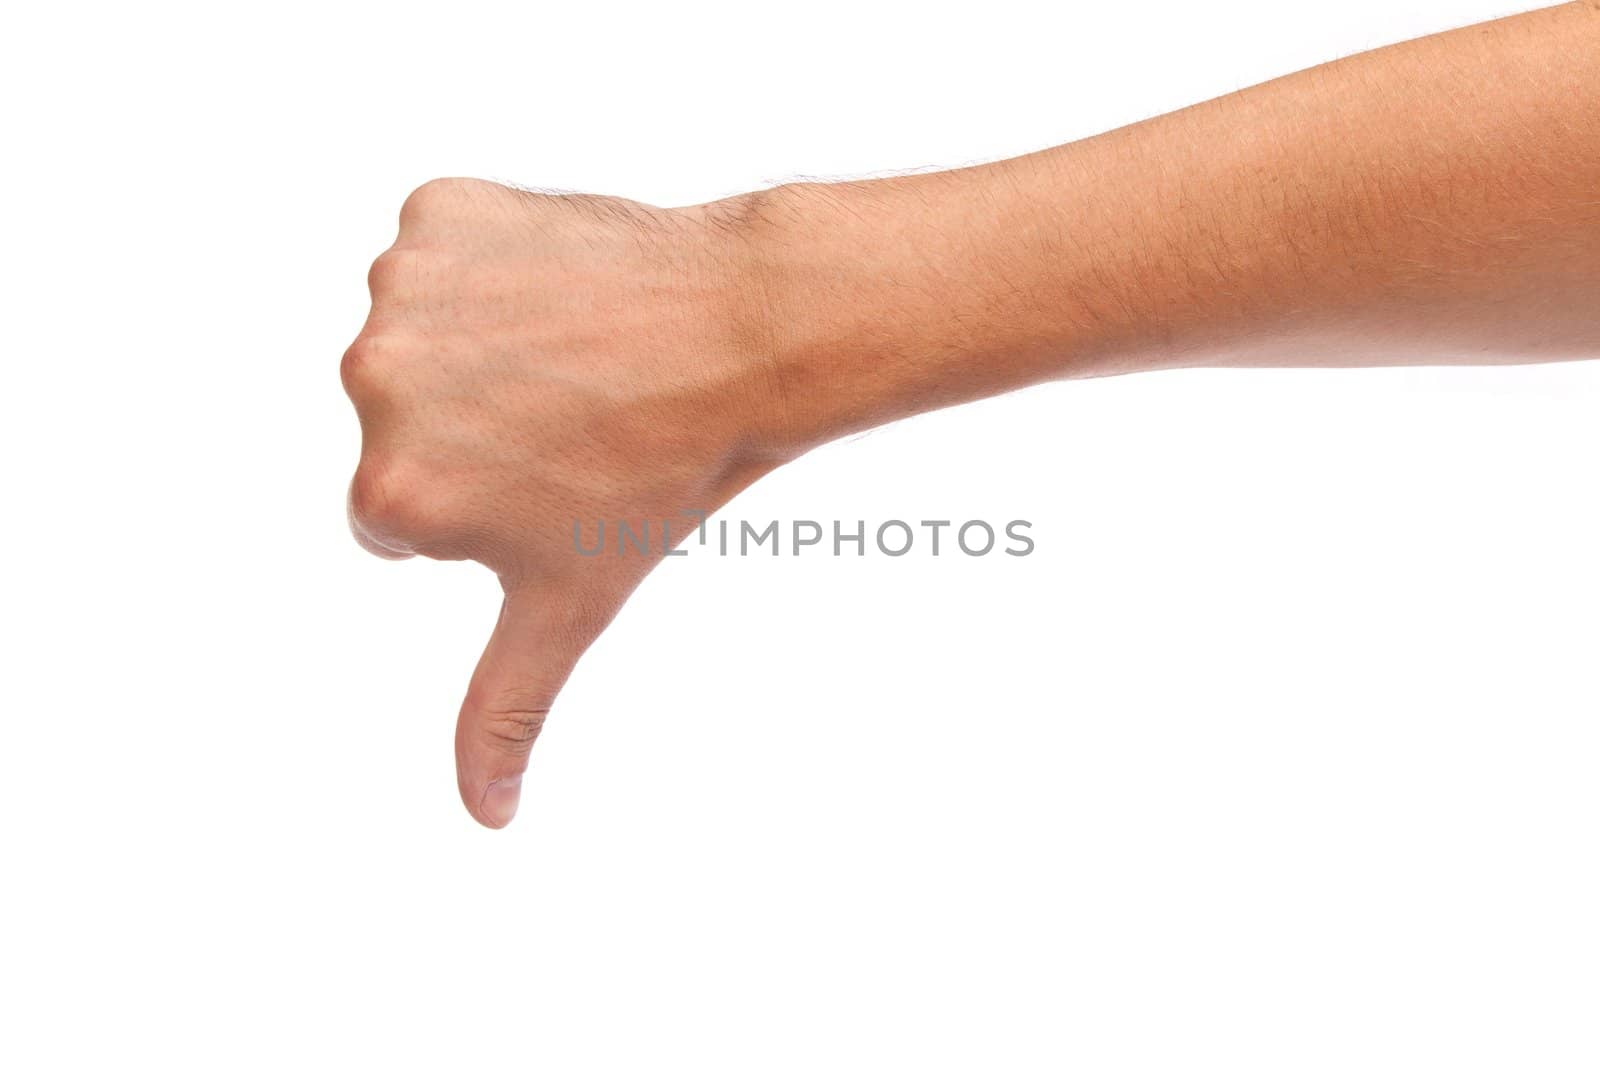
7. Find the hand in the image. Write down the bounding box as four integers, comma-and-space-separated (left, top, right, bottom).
343, 179, 782, 828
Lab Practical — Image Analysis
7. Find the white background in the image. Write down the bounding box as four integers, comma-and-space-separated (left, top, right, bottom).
4, 1, 1597, 1062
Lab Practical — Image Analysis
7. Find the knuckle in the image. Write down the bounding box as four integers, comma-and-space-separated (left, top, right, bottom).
366, 248, 410, 296
339, 334, 389, 395
349, 456, 448, 546
476, 706, 550, 757
399, 177, 471, 227
364, 248, 450, 309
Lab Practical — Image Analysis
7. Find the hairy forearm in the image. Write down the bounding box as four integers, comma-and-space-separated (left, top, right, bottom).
730, 1, 1600, 454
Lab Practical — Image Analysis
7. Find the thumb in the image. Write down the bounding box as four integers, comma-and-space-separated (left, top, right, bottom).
455, 586, 590, 829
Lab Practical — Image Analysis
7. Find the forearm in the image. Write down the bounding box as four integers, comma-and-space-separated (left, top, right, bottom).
731, 1, 1600, 454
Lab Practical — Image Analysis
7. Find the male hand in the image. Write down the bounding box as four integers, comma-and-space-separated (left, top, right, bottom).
343, 179, 782, 828
345, 4, 1600, 832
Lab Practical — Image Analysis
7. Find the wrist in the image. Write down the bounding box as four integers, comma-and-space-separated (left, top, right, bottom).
708, 166, 1078, 463
711, 178, 924, 460
695, 183, 852, 464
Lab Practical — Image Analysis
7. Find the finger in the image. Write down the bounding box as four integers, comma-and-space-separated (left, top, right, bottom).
349, 518, 414, 560
455, 587, 590, 829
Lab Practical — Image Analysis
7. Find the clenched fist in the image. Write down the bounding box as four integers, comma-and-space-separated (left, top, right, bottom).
342, 179, 789, 828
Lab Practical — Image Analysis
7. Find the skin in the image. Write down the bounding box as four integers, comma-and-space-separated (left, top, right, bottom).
343, 1, 1600, 828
